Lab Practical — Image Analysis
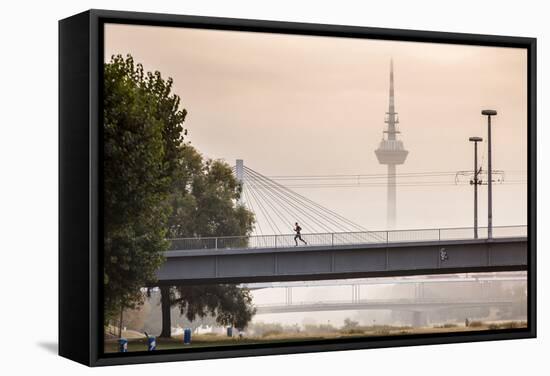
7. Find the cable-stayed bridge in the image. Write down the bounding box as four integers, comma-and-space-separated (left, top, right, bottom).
156, 162, 527, 284
153, 163, 528, 333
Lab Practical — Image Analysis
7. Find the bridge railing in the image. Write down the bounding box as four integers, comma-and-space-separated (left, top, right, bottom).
167, 225, 527, 251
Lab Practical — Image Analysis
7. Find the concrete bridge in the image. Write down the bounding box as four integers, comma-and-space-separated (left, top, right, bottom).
242, 273, 526, 290
249, 274, 526, 307
254, 297, 521, 314
155, 226, 527, 285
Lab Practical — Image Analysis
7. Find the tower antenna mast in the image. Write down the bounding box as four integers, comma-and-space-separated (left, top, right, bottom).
375, 59, 409, 229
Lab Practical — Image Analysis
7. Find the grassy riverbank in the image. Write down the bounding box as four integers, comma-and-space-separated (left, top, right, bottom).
104, 320, 527, 353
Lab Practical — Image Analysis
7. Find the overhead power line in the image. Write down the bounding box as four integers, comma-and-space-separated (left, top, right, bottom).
234, 165, 525, 236
258, 170, 526, 189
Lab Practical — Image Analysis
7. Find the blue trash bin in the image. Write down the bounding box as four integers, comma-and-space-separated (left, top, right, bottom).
147, 336, 156, 351
227, 327, 233, 337
183, 328, 192, 345
118, 338, 128, 353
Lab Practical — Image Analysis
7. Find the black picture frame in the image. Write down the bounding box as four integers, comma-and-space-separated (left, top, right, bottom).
59, 9, 537, 367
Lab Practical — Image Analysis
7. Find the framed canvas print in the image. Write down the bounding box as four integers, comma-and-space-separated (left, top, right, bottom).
59, 9, 536, 366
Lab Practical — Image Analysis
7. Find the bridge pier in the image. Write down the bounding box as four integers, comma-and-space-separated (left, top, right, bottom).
412, 311, 428, 327
415, 282, 425, 300
352, 284, 361, 303
285, 287, 293, 305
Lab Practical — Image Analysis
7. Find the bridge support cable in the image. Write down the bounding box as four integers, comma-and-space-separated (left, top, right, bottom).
245, 167, 360, 233
245, 166, 371, 235
245, 181, 282, 235
245, 167, 367, 231
244, 168, 336, 234
243, 187, 265, 237
238, 166, 294, 238
248, 180, 332, 234
245, 167, 358, 233
244, 179, 293, 233
244, 171, 329, 234
245, 178, 279, 234
243, 166, 385, 241
244, 177, 280, 237
246, 167, 367, 233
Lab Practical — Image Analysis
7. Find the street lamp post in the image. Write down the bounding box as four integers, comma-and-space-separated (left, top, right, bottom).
469, 136, 483, 239
481, 110, 497, 239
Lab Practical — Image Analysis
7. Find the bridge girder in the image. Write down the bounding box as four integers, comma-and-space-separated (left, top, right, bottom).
155, 238, 527, 285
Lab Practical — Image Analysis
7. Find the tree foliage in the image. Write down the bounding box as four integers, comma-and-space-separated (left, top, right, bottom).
103, 54, 256, 330
166, 145, 254, 238
174, 285, 256, 330
103, 54, 186, 321
342, 318, 360, 331
162, 125, 255, 335
162, 146, 255, 334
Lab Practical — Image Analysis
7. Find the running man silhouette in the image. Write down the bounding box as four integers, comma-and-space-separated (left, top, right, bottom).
294, 222, 307, 246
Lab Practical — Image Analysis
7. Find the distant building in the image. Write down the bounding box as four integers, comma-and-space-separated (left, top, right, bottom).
375, 59, 409, 229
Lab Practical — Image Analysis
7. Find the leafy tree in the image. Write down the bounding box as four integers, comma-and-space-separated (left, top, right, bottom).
103, 54, 256, 336
342, 318, 360, 331
166, 146, 254, 238
160, 148, 255, 337
103, 54, 186, 323
120, 290, 214, 333
174, 284, 256, 330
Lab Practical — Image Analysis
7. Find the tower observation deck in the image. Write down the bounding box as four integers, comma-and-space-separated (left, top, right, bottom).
375, 59, 409, 229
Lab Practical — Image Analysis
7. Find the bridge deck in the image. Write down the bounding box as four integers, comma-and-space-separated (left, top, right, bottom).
156, 236, 527, 284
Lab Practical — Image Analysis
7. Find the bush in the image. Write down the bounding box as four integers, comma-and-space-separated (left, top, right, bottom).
342, 328, 364, 335
434, 323, 458, 329
248, 322, 284, 337
468, 321, 484, 327
303, 324, 338, 334
488, 321, 526, 330
261, 330, 283, 337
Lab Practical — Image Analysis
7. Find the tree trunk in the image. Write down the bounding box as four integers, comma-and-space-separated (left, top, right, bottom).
118, 307, 123, 338
160, 286, 172, 338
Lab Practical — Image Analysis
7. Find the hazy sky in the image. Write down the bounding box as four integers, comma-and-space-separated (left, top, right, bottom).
105, 24, 527, 231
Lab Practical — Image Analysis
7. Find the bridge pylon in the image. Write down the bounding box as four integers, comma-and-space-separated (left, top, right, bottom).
236, 159, 244, 205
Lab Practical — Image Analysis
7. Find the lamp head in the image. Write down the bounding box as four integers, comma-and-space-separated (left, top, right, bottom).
469, 136, 483, 142
481, 109, 497, 116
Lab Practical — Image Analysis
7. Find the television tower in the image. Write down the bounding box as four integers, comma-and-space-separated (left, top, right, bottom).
375, 59, 409, 229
